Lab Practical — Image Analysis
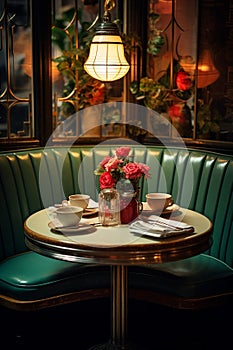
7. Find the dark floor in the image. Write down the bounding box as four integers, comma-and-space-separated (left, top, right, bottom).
1, 299, 232, 349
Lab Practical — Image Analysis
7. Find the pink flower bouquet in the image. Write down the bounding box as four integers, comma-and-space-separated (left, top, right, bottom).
94, 147, 150, 191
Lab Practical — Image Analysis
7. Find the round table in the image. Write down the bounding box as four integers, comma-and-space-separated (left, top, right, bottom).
24, 208, 212, 349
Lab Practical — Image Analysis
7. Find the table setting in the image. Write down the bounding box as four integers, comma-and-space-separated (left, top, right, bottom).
45, 147, 196, 245
46, 193, 195, 246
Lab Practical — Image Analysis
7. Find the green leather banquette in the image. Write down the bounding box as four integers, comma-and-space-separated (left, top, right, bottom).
0, 145, 232, 311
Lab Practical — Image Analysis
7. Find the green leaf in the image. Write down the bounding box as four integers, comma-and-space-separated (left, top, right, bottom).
129, 81, 139, 94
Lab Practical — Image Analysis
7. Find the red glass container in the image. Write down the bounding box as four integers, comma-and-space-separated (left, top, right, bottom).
120, 191, 142, 224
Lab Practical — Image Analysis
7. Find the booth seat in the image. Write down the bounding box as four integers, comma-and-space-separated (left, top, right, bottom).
0, 145, 232, 311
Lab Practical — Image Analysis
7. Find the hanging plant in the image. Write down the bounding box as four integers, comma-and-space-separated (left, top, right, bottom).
147, 13, 165, 56
129, 58, 195, 138
147, 35, 165, 55
130, 60, 194, 113
197, 99, 221, 137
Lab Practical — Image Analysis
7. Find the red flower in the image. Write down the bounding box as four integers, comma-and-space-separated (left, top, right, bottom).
99, 172, 116, 189
105, 158, 121, 172
90, 90, 104, 105
95, 147, 151, 191
176, 71, 192, 91
89, 83, 105, 106
115, 147, 131, 158
100, 156, 112, 168
123, 162, 142, 179
168, 103, 185, 125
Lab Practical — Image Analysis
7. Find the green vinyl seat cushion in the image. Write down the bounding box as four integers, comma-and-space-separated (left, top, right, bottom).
129, 254, 233, 299
0, 251, 110, 301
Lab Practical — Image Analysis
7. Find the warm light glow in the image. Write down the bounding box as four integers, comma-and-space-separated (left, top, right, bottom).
155, 0, 172, 14
84, 34, 130, 82
199, 64, 211, 72
197, 49, 220, 88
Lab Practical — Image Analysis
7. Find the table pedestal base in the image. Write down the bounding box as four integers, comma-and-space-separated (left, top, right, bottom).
88, 265, 150, 350
88, 340, 129, 350
88, 340, 146, 350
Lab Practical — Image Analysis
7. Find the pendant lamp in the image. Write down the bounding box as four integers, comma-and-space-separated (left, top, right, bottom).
197, 49, 220, 88
84, 0, 130, 82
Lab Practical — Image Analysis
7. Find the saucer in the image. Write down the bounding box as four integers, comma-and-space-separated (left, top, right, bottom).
48, 221, 94, 234
141, 202, 180, 216
82, 207, 98, 217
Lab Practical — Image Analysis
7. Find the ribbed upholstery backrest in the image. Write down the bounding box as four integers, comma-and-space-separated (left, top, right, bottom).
0, 146, 232, 266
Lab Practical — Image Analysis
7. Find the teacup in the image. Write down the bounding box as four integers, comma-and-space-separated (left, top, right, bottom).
62, 194, 90, 210
55, 206, 83, 227
146, 193, 174, 212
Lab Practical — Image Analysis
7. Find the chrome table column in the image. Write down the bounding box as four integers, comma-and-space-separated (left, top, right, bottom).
89, 265, 129, 350
111, 265, 128, 349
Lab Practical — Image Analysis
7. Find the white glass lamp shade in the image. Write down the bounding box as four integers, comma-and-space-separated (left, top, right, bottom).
84, 34, 130, 82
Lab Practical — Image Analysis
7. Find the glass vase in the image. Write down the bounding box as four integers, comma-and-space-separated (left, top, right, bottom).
98, 188, 120, 226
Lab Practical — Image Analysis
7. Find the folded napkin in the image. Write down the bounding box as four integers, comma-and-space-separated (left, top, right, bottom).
129, 215, 194, 238
87, 198, 98, 209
